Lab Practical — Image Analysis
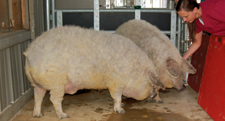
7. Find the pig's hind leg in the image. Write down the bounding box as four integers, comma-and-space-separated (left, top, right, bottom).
108, 88, 125, 113
49, 87, 69, 119
33, 86, 46, 117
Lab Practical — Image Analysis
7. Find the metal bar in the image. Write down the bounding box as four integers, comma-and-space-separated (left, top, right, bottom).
127, 0, 131, 6
52, 0, 55, 28
141, 9, 175, 13
135, 9, 141, 19
100, 9, 134, 12
177, 17, 182, 52
56, 9, 94, 12
184, 23, 189, 52
162, 31, 172, 34
135, 0, 141, 19
56, 11, 62, 27
94, 0, 99, 31
170, 10, 176, 46
106, 0, 110, 9
46, 0, 50, 30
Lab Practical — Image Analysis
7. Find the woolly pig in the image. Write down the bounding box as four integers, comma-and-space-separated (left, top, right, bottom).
116, 19, 196, 103
24, 26, 164, 119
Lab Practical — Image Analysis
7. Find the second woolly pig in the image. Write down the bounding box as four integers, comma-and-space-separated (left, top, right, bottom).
116, 19, 196, 103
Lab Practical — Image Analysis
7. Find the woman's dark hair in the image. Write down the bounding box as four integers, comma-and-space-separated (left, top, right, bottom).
176, 0, 199, 42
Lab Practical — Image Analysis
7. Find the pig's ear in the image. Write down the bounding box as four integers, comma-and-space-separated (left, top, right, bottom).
151, 75, 165, 89
181, 58, 197, 74
147, 70, 165, 89
166, 57, 180, 78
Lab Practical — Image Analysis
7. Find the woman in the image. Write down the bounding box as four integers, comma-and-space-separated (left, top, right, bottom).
176, 0, 225, 60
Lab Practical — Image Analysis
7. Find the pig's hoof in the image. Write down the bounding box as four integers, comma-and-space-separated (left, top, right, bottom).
121, 103, 125, 107
33, 113, 43, 118
119, 110, 125, 113
147, 99, 156, 103
115, 108, 125, 113
57, 113, 69, 119
157, 100, 163, 103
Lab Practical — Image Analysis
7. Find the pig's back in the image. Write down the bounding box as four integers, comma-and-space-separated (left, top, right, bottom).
25, 26, 152, 77
116, 19, 181, 63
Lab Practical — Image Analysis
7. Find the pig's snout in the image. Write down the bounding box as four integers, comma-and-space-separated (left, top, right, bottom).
179, 84, 186, 91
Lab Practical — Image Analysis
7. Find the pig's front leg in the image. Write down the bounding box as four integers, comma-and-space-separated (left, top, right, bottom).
153, 88, 163, 103
33, 86, 46, 117
148, 86, 157, 99
50, 87, 69, 119
109, 88, 125, 113
147, 87, 163, 103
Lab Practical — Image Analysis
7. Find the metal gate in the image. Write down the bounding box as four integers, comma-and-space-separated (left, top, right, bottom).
45, 0, 188, 51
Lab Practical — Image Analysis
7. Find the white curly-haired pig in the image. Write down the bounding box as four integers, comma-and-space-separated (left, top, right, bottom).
116, 19, 196, 103
24, 26, 164, 119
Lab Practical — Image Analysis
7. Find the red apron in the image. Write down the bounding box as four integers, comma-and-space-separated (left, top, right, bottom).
198, 35, 225, 120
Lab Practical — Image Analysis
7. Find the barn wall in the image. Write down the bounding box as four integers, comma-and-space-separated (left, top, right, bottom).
0, 0, 45, 121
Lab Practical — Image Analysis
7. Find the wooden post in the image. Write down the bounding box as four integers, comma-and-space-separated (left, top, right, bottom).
0, 0, 10, 31
21, 0, 26, 29
12, 0, 22, 29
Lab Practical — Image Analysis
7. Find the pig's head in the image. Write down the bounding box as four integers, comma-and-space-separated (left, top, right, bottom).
163, 57, 196, 91
180, 58, 197, 74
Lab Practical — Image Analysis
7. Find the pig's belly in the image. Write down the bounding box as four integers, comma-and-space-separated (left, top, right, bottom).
122, 87, 149, 100
64, 79, 107, 95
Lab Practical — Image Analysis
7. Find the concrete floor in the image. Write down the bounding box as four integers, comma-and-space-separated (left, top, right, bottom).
11, 85, 213, 121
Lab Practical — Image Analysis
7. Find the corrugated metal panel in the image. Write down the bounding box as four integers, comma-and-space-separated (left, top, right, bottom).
21, 40, 31, 91
34, 0, 45, 36
0, 39, 31, 112
10, 45, 24, 100
0, 48, 14, 111
0, 51, 3, 111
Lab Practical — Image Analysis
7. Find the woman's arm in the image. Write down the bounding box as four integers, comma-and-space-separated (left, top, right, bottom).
183, 31, 203, 60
